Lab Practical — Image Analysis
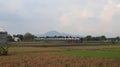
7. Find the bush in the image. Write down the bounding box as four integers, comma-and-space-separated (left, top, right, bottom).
0, 45, 8, 56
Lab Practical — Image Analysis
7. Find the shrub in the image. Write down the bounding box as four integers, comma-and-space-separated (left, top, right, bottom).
0, 45, 8, 56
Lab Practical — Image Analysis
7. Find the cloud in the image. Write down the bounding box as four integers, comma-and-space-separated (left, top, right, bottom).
99, 0, 120, 22
0, 0, 120, 37
59, 5, 94, 27
58, 0, 120, 37
117, 4, 120, 7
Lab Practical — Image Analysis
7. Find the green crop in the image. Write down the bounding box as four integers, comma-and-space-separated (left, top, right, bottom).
0, 45, 8, 56
59, 49, 120, 59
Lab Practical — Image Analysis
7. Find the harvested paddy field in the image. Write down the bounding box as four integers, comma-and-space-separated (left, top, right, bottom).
0, 45, 120, 67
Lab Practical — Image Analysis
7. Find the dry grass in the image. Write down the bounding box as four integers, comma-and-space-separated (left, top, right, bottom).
0, 46, 120, 67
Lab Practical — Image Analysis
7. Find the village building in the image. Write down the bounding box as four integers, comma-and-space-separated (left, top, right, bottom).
34, 37, 80, 41
13, 37, 21, 42
0, 28, 7, 45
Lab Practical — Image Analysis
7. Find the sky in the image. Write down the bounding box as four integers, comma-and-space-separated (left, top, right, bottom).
0, 0, 120, 37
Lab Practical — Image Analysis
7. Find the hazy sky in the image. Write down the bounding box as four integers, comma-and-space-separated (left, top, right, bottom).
0, 0, 120, 37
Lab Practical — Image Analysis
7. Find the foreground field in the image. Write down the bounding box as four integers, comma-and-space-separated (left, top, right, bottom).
60, 49, 120, 59
0, 45, 120, 67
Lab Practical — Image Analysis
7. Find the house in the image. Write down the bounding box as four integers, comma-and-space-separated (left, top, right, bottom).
13, 37, 21, 42
34, 37, 80, 41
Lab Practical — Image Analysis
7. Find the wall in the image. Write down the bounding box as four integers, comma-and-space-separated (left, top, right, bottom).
0, 32, 7, 45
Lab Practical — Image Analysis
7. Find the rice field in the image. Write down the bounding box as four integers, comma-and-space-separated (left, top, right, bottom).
0, 42, 120, 67
59, 49, 120, 59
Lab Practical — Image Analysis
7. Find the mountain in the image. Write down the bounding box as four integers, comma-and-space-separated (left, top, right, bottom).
36, 31, 83, 37
36, 31, 70, 37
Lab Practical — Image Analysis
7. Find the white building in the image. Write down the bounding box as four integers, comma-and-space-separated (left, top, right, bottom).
34, 37, 80, 41
13, 37, 21, 42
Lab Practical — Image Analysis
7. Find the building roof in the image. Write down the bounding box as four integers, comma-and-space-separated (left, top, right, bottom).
0, 28, 6, 32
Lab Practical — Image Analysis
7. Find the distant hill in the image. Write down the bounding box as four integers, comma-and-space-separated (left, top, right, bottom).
36, 31, 81, 37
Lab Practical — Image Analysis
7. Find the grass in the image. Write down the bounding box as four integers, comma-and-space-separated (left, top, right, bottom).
0, 42, 120, 67
1, 46, 119, 67
59, 48, 120, 59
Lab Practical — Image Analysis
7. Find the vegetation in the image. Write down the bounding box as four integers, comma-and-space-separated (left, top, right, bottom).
7, 34, 14, 42
7, 33, 36, 42
0, 45, 8, 56
13, 34, 24, 41
7, 32, 120, 45
59, 49, 120, 59
23, 33, 35, 41
0, 45, 120, 67
4, 33, 120, 67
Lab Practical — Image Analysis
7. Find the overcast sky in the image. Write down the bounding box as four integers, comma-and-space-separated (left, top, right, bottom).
0, 0, 120, 37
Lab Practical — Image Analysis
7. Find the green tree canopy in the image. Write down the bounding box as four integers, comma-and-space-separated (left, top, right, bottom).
23, 33, 35, 41
7, 34, 13, 42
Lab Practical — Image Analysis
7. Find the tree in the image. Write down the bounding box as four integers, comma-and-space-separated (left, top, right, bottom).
23, 33, 35, 41
116, 36, 120, 41
111, 38, 116, 44
100, 36, 106, 41
7, 34, 13, 42
85, 35, 92, 41
13, 34, 24, 41
80, 38, 83, 43
92, 37, 100, 41
46, 36, 50, 38
16, 34, 24, 41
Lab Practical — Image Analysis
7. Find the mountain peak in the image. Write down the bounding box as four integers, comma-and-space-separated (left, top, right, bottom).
36, 31, 69, 37
46, 31, 59, 34
36, 31, 81, 37
43, 31, 67, 36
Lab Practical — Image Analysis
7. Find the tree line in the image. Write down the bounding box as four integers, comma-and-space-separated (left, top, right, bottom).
7, 32, 35, 42
7, 32, 120, 43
